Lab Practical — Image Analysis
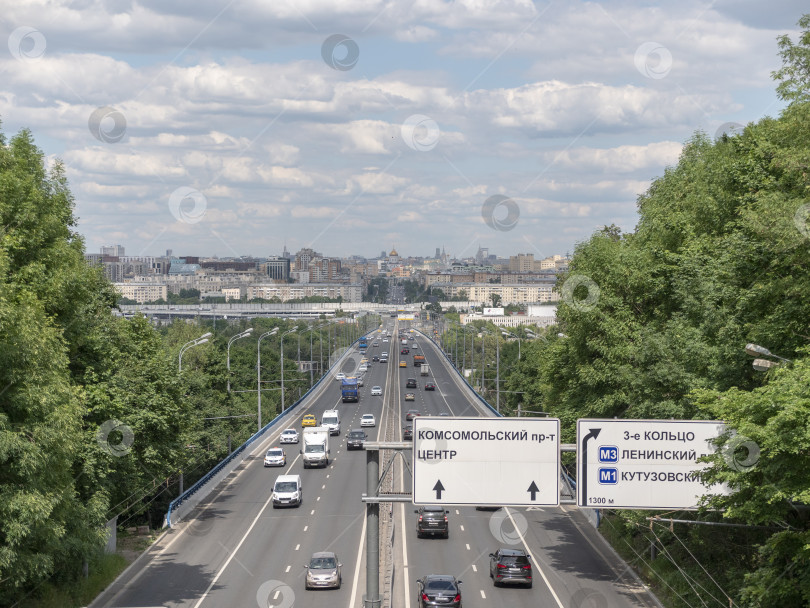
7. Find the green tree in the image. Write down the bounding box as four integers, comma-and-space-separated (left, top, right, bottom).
0, 128, 109, 601
773, 14, 810, 104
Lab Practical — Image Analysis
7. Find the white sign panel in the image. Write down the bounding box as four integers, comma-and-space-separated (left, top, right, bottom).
483, 307, 505, 316
412, 417, 560, 507
577, 419, 727, 510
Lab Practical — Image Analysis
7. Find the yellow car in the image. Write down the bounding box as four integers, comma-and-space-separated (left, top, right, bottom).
399, 361, 407, 368
301, 414, 317, 427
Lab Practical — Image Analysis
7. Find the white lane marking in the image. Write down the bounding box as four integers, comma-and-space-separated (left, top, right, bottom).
191, 481, 281, 608
506, 507, 565, 608
317, 496, 321, 502
466, 543, 470, 550
472, 564, 477, 572
310, 509, 315, 515
295, 544, 300, 550
322, 484, 326, 489
348, 485, 368, 607
460, 525, 465, 531
285, 565, 290, 573
326, 474, 330, 478
480, 590, 486, 598
303, 526, 308, 532
455, 509, 460, 515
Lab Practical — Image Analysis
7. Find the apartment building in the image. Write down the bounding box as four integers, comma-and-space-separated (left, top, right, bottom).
113, 283, 168, 303
248, 283, 362, 302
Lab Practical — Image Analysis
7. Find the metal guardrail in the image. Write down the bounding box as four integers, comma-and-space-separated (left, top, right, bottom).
420, 329, 596, 519
416, 330, 501, 418
164, 337, 361, 527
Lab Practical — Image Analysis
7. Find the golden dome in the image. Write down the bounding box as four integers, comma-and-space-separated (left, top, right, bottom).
389, 247, 399, 256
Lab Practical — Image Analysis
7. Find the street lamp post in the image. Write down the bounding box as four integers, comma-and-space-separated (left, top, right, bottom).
257, 327, 279, 431
503, 330, 521, 360
227, 327, 253, 393
179, 332, 212, 371
280, 327, 298, 411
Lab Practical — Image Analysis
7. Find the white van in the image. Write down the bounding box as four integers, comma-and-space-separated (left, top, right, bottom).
272, 474, 302, 508
322, 410, 340, 435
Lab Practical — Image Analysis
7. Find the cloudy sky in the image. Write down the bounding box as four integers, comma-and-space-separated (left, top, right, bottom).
0, 1, 805, 261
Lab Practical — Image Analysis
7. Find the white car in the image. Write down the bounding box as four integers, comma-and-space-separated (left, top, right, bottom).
280, 429, 299, 444
357, 375, 364, 387
370, 386, 383, 396
264, 447, 286, 467
359, 364, 368, 372
383, 338, 389, 342
361, 414, 376, 427
335, 372, 346, 381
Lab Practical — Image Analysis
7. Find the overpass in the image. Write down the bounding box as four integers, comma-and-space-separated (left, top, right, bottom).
90, 320, 661, 608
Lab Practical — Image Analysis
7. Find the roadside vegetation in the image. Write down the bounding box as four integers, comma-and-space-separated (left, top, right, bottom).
440, 15, 810, 607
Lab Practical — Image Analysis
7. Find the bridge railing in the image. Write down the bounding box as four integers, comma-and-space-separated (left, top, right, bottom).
164, 338, 360, 527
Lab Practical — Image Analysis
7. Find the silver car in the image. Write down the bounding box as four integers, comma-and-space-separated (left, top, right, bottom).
304, 551, 342, 589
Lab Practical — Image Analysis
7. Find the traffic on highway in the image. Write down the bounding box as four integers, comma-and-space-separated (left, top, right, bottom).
91, 320, 658, 608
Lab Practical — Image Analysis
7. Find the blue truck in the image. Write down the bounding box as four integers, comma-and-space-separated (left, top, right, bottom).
359, 337, 368, 350
341, 377, 359, 403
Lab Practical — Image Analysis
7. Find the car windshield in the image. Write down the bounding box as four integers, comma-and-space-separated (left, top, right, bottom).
310, 557, 336, 569
323, 416, 337, 424
267, 449, 282, 456
305, 445, 323, 453
349, 432, 364, 438
362, 415, 373, 419
500, 555, 529, 566
282, 430, 295, 435
274, 481, 297, 492
424, 579, 457, 592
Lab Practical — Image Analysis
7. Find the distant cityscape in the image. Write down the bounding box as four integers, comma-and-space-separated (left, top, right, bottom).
86, 245, 569, 323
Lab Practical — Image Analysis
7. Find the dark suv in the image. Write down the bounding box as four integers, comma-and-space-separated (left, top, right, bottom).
415, 505, 449, 538
346, 429, 367, 450
416, 575, 462, 607
406, 378, 417, 388
489, 548, 532, 587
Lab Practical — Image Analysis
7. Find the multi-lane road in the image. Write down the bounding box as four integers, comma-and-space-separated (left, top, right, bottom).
91, 321, 660, 608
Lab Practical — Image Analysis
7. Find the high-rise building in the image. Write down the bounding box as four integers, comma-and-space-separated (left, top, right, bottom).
294, 248, 320, 271
265, 256, 291, 280
101, 244, 125, 257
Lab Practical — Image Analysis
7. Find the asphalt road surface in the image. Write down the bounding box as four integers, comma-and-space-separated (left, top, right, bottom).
91, 320, 660, 608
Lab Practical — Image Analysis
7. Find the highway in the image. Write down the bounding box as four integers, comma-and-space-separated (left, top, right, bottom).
91, 320, 660, 608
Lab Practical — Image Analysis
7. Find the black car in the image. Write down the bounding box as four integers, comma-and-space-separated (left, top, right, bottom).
415, 505, 449, 538
406, 378, 417, 388
405, 409, 420, 421
403, 425, 413, 440
424, 382, 435, 391
372, 355, 379, 361
346, 429, 367, 450
401, 348, 410, 354
416, 575, 462, 608
489, 548, 532, 587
